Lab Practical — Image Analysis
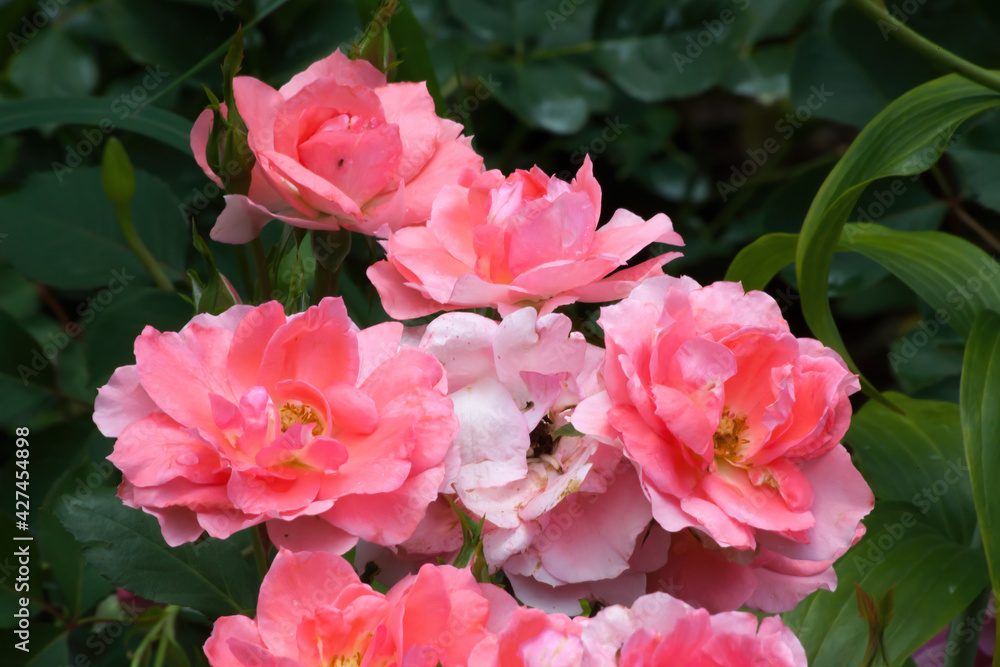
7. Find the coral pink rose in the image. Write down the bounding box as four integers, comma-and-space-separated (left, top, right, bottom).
470, 606, 586, 667
367, 156, 683, 318
94, 298, 457, 554
413, 308, 653, 597
573, 275, 874, 612
205, 549, 512, 667
581, 592, 807, 667
190, 50, 483, 242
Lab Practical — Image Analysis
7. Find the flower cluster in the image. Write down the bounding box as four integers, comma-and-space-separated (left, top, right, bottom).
205, 548, 807, 667
94, 48, 880, 666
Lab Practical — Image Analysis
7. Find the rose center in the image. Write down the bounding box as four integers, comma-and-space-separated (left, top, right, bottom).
713, 407, 749, 463
528, 416, 557, 459
279, 402, 323, 436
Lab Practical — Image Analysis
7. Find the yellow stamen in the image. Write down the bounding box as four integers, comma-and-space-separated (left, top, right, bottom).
279, 402, 323, 436
713, 407, 749, 462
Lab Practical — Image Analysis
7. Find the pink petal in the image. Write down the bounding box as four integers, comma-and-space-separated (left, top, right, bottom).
94, 365, 159, 438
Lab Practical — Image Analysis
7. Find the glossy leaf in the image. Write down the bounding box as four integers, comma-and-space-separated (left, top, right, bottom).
960, 309, 1000, 603
724, 232, 797, 290
39, 463, 115, 618
841, 225, 1000, 339
0, 169, 189, 290
796, 75, 1000, 392
847, 392, 977, 544
783, 503, 989, 667
0, 98, 192, 154
56, 488, 258, 618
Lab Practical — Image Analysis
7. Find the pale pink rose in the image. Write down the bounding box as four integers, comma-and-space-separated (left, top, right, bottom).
190, 50, 483, 242
470, 606, 586, 667
367, 156, 684, 318
414, 308, 654, 592
573, 275, 874, 612
205, 549, 511, 667
581, 592, 807, 667
94, 298, 457, 553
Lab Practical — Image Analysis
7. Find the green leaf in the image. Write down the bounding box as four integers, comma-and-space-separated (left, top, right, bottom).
481, 60, 612, 135
724, 232, 797, 290
0, 98, 192, 154
19, 625, 68, 667
594, 33, 739, 103
840, 225, 1000, 340
782, 503, 989, 667
960, 309, 1000, 603
847, 393, 977, 544
789, 5, 940, 128
40, 463, 115, 618
0, 168, 189, 290
56, 488, 259, 618
102, 0, 235, 78
355, 0, 445, 115
795, 74, 1000, 397
9, 28, 98, 98
727, 222, 1000, 342
85, 288, 194, 387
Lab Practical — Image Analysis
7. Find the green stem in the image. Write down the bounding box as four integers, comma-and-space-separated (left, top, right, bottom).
250, 237, 273, 300
847, 0, 1000, 95
251, 525, 269, 580
942, 586, 991, 667
115, 205, 174, 291
528, 41, 596, 60
310, 229, 352, 303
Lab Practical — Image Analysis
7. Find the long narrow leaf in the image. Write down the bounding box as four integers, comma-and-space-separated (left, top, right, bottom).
795, 75, 1000, 393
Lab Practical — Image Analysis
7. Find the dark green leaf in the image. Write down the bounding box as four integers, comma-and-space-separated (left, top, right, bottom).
0, 168, 189, 290
56, 488, 258, 618
9, 28, 98, 98
40, 463, 115, 618
85, 288, 194, 386
795, 74, 1000, 398
959, 309, 1000, 604
782, 503, 989, 667
847, 393, 977, 545
0, 98, 192, 154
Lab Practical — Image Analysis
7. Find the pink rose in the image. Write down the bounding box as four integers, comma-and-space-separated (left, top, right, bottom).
367, 157, 683, 318
414, 308, 653, 595
581, 592, 807, 667
470, 606, 586, 667
190, 50, 483, 242
205, 549, 512, 667
573, 275, 874, 612
94, 298, 457, 554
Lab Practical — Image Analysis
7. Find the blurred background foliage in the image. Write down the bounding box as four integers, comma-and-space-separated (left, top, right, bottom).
1, 0, 999, 664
